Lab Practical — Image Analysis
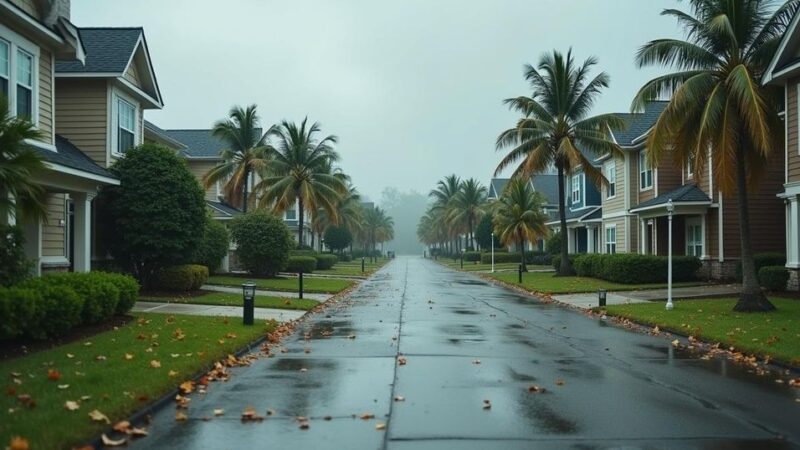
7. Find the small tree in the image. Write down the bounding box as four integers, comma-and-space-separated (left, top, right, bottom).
324, 225, 352, 254
474, 214, 495, 251
545, 230, 563, 255
194, 219, 230, 274
230, 212, 292, 277
100, 144, 206, 287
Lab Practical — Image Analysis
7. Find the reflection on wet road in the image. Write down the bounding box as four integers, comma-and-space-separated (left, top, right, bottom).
130, 256, 800, 450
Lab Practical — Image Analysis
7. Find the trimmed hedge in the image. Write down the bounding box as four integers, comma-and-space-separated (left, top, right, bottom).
315, 254, 338, 270
736, 253, 786, 282
552, 254, 577, 271
153, 265, 209, 292
759, 266, 788, 291
571, 253, 701, 284
291, 250, 319, 258
480, 251, 552, 265
286, 256, 317, 273
3, 272, 139, 340
464, 251, 481, 262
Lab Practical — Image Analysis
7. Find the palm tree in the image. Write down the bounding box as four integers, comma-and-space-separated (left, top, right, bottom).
418, 206, 448, 256
203, 105, 271, 212
496, 50, 623, 276
0, 96, 46, 221
312, 183, 361, 251
256, 118, 346, 246
363, 206, 394, 257
632, 0, 797, 312
492, 178, 549, 271
448, 178, 488, 250
429, 175, 462, 254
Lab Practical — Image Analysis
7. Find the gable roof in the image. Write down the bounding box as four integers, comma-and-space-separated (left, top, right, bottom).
765, 6, 800, 84
163, 129, 262, 159
489, 178, 509, 199
546, 206, 600, 225
144, 121, 187, 150
611, 101, 669, 147
207, 200, 241, 219
34, 135, 117, 181
530, 174, 558, 205
630, 183, 711, 212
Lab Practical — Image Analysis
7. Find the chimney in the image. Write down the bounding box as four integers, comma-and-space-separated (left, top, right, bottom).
42, 0, 70, 27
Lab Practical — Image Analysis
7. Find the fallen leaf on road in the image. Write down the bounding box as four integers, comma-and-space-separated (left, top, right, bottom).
298, 421, 310, 430
472, 359, 481, 365
101, 434, 126, 447
482, 400, 491, 410
64, 401, 80, 411
528, 385, 545, 393
555, 379, 565, 386
241, 406, 263, 422
130, 427, 148, 437
112, 421, 130, 432
394, 395, 405, 402
179, 381, 195, 394
347, 335, 356, 339
375, 422, 386, 430
671, 339, 680, 347
397, 357, 407, 366
88, 409, 110, 424
175, 411, 188, 421
214, 409, 224, 416
360, 413, 375, 420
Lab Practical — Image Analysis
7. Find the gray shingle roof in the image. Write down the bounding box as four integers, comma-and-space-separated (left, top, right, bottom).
144, 121, 187, 149
530, 174, 558, 205
631, 184, 711, 211
34, 135, 116, 180
612, 101, 669, 147
489, 178, 509, 198
546, 206, 600, 225
164, 129, 262, 159
55, 28, 142, 73
207, 200, 241, 218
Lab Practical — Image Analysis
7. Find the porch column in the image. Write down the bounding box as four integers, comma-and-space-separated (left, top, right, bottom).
567, 228, 574, 253
73, 192, 96, 273
701, 213, 709, 259
587, 226, 595, 254
789, 197, 800, 269
640, 219, 646, 254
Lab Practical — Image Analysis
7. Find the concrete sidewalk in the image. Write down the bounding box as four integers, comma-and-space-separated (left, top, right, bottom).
201, 284, 331, 302
132, 301, 306, 321
553, 283, 741, 309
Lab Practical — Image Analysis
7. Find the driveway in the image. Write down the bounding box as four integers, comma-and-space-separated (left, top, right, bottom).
128, 256, 800, 449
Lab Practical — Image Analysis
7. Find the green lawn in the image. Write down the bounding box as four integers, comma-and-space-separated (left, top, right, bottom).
140, 291, 319, 311
486, 271, 702, 294
207, 275, 355, 294
602, 298, 800, 365
441, 261, 552, 272
0, 313, 275, 449
316, 259, 389, 277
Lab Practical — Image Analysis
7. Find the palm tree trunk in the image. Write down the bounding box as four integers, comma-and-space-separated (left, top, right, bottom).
556, 164, 574, 276
468, 216, 474, 250
733, 145, 775, 312
242, 168, 250, 213
519, 232, 527, 272
298, 197, 305, 247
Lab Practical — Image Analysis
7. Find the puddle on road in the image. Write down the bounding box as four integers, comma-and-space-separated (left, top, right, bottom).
450, 308, 480, 315
454, 279, 488, 286
439, 323, 483, 336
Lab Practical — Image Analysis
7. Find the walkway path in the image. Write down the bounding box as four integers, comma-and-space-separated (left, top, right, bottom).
131, 301, 306, 322
553, 284, 741, 309
129, 257, 798, 449
201, 284, 331, 302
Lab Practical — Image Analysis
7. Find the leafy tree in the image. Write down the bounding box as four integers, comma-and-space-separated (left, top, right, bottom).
492, 178, 549, 271
324, 225, 353, 253
474, 214, 496, 250
100, 144, 206, 287
429, 175, 462, 254
193, 219, 230, 274
203, 105, 271, 212
0, 96, 47, 221
496, 50, 623, 276
0, 223, 33, 286
633, 0, 797, 312
546, 230, 563, 255
257, 118, 346, 246
448, 178, 487, 249
229, 212, 293, 277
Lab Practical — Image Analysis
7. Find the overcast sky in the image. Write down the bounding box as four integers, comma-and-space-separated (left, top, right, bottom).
73, 0, 681, 202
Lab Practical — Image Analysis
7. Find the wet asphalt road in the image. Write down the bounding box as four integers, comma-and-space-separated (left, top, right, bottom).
129, 256, 800, 450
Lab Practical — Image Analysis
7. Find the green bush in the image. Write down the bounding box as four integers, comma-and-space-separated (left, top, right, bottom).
285, 256, 317, 273
291, 250, 319, 258
569, 253, 701, 284
101, 272, 140, 314
324, 226, 353, 253
551, 254, 576, 271
758, 266, 788, 291
481, 252, 520, 264
574, 254, 601, 277
21, 280, 83, 339
0, 224, 33, 287
546, 231, 563, 255
464, 251, 481, 262
315, 254, 338, 270
154, 265, 209, 292
194, 219, 230, 274
231, 213, 293, 277
39, 273, 119, 325
735, 253, 786, 281
0, 286, 41, 339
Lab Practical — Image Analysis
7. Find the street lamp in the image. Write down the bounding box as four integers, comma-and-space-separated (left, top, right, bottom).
242, 282, 256, 325
460, 248, 465, 269
666, 199, 674, 310
491, 232, 495, 273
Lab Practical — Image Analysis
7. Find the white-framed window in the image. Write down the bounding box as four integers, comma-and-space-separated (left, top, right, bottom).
605, 160, 616, 198
285, 208, 297, 220
686, 156, 694, 178
639, 151, 653, 190
686, 219, 703, 257
0, 24, 39, 124
15, 49, 32, 118
605, 225, 617, 254
117, 98, 135, 154
571, 174, 581, 204
0, 39, 9, 98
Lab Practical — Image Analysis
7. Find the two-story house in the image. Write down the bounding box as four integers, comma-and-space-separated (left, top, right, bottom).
765, 7, 800, 289
0, 0, 126, 275
544, 158, 603, 254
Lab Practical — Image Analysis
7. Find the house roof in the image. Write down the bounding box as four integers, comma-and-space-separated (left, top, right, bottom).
630, 184, 711, 212
489, 178, 509, 199
765, 6, 800, 84
611, 101, 669, 147
144, 121, 187, 150
35, 135, 117, 180
207, 200, 241, 219
55, 27, 142, 74
530, 174, 558, 205
546, 206, 601, 225
164, 128, 263, 159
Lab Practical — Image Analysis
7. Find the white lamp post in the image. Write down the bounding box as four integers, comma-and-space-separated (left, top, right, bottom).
666, 199, 674, 310
491, 232, 495, 273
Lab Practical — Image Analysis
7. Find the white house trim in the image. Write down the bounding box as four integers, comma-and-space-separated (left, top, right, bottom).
45, 162, 120, 186
763, 9, 800, 85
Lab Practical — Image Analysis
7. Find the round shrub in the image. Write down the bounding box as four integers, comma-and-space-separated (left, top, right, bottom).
758, 266, 788, 291
39, 273, 119, 325
286, 256, 317, 273
101, 272, 140, 314
464, 251, 481, 262
338, 254, 353, 262
291, 250, 318, 258
324, 226, 352, 253
230, 212, 293, 277
24, 281, 82, 339
194, 220, 230, 274
0, 286, 41, 340
154, 265, 208, 292
315, 254, 338, 270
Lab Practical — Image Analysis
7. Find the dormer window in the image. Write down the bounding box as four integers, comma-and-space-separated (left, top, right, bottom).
571, 174, 581, 204
117, 98, 135, 153
639, 151, 653, 190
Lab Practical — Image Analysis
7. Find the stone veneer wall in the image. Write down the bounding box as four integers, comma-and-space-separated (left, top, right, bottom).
788, 269, 800, 291
697, 260, 739, 281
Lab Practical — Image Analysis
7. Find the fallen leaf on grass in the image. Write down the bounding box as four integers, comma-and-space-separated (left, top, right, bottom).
8, 436, 29, 450
47, 369, 61, 381
124, 353, 134, 360
66, 353, 74, 359
150, 360, 161, 368
168, 370, 179, 377
64, 400, 80, 411
88, 409, 110, 424
101, 434, 126, 447
57, 384, 69, 390
95, 355, 107, 361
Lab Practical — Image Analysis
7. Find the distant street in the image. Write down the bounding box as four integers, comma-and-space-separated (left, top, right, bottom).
131, 256, 800, 449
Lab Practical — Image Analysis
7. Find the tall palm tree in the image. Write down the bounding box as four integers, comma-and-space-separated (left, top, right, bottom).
203, 105, 271, 212
256, 118, 346, 246
363, 206, 394, 256
492, 178, 549, 271
418, 206, 448, 256
448, 178, 488, 250
632, 0, 797, 312
496, 50, 623, 276
429, 175, 462, 254
0, 96, 46, 221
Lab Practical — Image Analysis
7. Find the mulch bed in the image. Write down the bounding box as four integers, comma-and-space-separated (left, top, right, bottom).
0, 315, 134, 361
